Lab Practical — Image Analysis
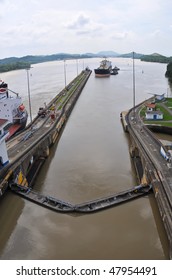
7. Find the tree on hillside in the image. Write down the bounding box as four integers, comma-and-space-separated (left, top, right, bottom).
165, 62, 172, 83
0, 61, 31, 73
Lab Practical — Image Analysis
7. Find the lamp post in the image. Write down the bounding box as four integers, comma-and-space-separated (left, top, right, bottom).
26, 67, 33, 124
64, 60, 67, 88
132, 51, 136, 119
76, 59, 78, 76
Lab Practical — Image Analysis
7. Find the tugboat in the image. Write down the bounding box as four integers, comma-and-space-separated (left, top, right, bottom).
111, 66, 120, 75
0, 80, 28, 140
94, 58, 112, 77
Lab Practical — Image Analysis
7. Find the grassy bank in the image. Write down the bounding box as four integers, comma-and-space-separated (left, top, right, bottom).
140, 99, 172, 127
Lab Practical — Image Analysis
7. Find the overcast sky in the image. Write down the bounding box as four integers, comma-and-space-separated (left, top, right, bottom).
0, 0, 171, 59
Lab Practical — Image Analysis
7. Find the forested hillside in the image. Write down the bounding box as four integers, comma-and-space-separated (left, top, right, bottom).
141, 53, 172, 63
0, 61, 31, 73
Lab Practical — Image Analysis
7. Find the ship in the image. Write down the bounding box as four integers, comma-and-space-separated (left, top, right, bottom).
110, 66, 120, 75
0, 80, 28, 140
94, 58, 112, 77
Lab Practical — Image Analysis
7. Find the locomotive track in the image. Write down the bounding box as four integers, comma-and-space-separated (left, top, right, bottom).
126, 102, 172, 258
0, 69, 92, 195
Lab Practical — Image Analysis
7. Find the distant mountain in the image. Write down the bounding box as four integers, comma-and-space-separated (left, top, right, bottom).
0, 56, 20, 65
1, 51, 172, 74
83, 53, 96, 57
140, 53, 171, 63
151, 53, 164, 57
118, 52, 144, 59
96, 51, 119, 57
0, 53, 94, 68
0, 51, 120, 69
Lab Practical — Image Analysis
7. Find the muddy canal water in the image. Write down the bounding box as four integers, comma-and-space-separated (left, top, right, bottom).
0, 58, 170, 259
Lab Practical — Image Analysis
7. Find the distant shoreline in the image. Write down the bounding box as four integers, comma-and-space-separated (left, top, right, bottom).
0, 52, 172, 74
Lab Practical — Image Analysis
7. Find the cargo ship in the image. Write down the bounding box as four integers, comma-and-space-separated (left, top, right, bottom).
94, 58, 112, 77
0, 80, 28, 140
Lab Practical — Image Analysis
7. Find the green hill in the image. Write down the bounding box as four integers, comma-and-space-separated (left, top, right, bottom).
0, 53, 96, 73
0, 61, 31, 73
140, 53, 172, 63
118, 52, 144, 59
1, 51, 172, 74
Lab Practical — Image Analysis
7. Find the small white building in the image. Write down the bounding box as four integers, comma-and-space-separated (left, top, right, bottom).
0, 119, 9, 167
145, 110, 163, 120
146, 103, 156, 112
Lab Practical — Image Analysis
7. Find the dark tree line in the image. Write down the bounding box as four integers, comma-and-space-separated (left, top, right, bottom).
0, 53, 93, 73
0, 61, 31, 73
165, 62, 172, 82
141, 54, 172, 63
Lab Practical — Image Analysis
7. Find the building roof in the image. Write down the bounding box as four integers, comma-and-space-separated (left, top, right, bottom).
146, 103, 156, 109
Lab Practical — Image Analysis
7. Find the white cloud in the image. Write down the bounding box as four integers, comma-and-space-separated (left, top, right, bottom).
149, 29, 161, 37
111, 32, 128, 40
0, 0, 172, 57
66, 14, 90, 30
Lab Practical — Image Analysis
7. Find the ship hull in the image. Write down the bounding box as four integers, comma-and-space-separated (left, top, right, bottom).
6, 112, 28, 140
94, 69, 111, 77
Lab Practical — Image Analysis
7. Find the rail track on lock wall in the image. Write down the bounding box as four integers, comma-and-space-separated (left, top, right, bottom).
0, 69, 92, 196
125, 101, 172, 259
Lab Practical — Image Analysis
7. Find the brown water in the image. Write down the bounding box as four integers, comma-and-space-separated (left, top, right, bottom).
0, 58, 170, 259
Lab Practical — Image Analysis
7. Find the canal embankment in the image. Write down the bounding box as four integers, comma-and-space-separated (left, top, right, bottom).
0, 69, 92, 196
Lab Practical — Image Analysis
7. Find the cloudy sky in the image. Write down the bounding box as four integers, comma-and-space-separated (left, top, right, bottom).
0, 0, 171, 59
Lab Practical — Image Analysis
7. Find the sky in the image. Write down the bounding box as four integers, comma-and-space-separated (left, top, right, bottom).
0, 0, 172, 59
